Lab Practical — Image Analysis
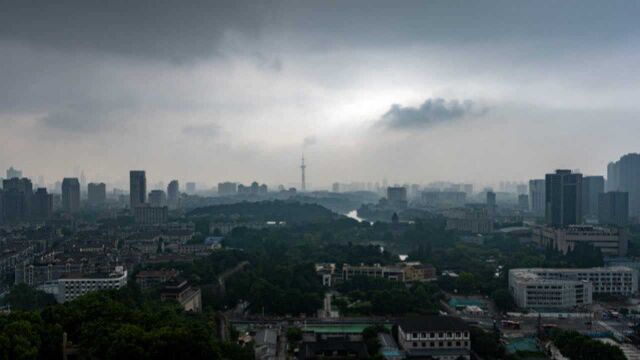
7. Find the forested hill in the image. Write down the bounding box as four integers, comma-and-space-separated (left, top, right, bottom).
187, 200, 340, 223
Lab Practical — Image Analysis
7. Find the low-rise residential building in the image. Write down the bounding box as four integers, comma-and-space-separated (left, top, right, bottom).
532, 225, 628, 256
0, 244, 36, 276
135, 269, 178, 290
160, 278, 202, 312
397, 316, 471, 360
509, 267, 638, 309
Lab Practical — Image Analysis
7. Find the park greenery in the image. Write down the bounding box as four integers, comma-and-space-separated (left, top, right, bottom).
551, 329, 625, 360
169, 201, 606, 315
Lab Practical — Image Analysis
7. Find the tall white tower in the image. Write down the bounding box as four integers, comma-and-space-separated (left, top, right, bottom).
301, 155, 306, 192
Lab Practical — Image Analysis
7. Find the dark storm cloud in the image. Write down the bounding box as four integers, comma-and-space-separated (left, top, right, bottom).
39, 103, 126, 133
0, 0, 272, 62
2, 0, 638, 61
377, 98, 487, 130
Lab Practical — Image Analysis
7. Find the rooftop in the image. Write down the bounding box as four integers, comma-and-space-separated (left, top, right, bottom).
398, 316, 470, 332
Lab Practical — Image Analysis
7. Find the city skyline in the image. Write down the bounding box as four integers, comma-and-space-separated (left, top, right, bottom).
0, 152, 632, 193
2, 1, 640, 186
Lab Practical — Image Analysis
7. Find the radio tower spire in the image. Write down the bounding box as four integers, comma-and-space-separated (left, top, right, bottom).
300, 155, 307, 192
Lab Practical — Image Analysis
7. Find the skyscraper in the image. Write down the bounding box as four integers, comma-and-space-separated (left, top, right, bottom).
33, 188, 53, 220
2, 177, 33, 222
387, 186, 407, 209
529, 179, 545, 216
545, 170, 582, 226
581, 176, 605, 219
217, 182, 237, 196
61, 178, 80, 213
148, 190, 167, 207
486, 191, 496, 218
606, 161, 620, 192
300, 155, 306, 192
598, 191, 629, 227
167, 180, 180, 209
88, 182, 107, 207
129, 171, 147, 208
614, 153, 640, 218
186, 182, 196, 194
6, 166, 22, 179
518, 194, 529, 211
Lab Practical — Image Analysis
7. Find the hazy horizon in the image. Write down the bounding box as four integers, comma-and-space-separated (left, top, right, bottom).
2, 1, 639, 188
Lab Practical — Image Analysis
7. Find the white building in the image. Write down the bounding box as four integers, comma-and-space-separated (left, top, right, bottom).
509, 267, 637, 309
40, 266, 128, 303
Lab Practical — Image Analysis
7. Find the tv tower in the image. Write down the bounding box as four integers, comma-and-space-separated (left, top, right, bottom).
300, 155, 306, 192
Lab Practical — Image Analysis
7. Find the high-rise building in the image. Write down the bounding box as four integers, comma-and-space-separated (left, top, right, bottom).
599, 191, 629, 227
186, 182, 196, 194
87, 182, 106, 207
545, 170, 582, 226
148, 190, 167, 207
529, 179, 545, 216
6, 166, 22, 179
167, 180, 180, 209
387, 186, 408, 209
518, 194, 529, 211
300, 156, 307, 192
61, 178, 80, 213
608, 153, 640, 218
516, 183, 528, 195
331, 182, 340, 193
129, 171, 147, 208
486, 191, 496, 218
33, 188, 53, 220
2, 177, 33, 222
606, 161, 620, 192
217, 182, 237, 196
581, 176, 605, 219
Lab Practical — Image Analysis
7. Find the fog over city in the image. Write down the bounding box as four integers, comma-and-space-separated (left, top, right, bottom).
2, 1, 640, 188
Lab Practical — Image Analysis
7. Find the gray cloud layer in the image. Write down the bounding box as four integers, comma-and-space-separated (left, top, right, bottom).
1, 1, 639, 187
377, 98, 487, 130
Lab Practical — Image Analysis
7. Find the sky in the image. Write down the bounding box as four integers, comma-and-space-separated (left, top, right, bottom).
1, 0, 640, 190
